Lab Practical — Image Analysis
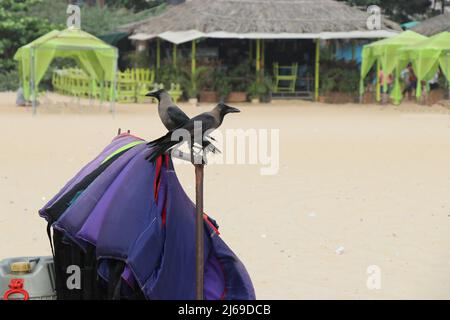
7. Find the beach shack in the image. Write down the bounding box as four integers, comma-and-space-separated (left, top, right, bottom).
412, 13, 450, 36
120, 0, 400, 103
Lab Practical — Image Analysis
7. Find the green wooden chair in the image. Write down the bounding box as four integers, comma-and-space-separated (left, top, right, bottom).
135, 68, 156, 103
168, 83, 182, 103
273, 63, 298, 93
117, 70, 136, 103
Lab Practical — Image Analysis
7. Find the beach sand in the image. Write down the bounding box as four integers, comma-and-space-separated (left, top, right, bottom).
0, 91, 449, 299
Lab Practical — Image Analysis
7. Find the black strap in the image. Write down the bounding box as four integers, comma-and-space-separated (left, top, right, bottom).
107, 261, 125, 300
47, 222, 55, 257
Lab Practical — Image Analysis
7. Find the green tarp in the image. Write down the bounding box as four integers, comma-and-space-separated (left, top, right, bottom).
14, 28, 118, 104
98, 32, 129, 46
360, 31, 428, 104
400, 31, 450, 98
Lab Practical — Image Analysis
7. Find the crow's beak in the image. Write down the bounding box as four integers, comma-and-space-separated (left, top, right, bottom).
146, 92, 157, 97
226, 106, 241, 114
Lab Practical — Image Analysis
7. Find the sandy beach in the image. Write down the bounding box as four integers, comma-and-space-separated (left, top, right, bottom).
0, 91, 449, 299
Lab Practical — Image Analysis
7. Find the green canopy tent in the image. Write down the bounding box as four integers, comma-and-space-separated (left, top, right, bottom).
360, 31, 428, 104
400, 31, 450, 99
14, 27, 119, 114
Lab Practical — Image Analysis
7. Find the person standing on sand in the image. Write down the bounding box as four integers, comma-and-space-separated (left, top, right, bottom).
379, 69, 393, 103
402, 63, 417, 100
379, 69, 393, 94
16, 87, 26, 107
428, 70, 440, 91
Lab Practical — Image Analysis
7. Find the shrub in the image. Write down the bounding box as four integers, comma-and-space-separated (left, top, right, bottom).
0, 70, 20, 92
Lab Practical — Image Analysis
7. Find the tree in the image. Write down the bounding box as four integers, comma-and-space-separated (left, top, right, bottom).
0, 0, 56, 72
339, 0, 433, 23
30, 0, 166, 36
105, 0, 165, 12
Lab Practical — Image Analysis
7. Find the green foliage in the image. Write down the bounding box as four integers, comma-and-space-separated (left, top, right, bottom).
155, 61, 182, 90
0, 0, 56, 72
79, 4, 165, 36
339, 0, 433, 23
31, 0, 167, 36
320, 60, 360, 94
123, 51, 152, 68
0, 69, 20, 91
247, 76, 273, 99
179, 66, 209, 98
106, 0, 166, 12
213, 70, 232, 101
228, 60, 253, 92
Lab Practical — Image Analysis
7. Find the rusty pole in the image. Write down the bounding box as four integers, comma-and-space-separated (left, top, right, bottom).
195, 163, 204, 300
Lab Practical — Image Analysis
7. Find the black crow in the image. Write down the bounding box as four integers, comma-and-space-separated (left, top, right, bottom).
146, 89, 189, 131
147, 103, 240, 163
146, 89, 219, 154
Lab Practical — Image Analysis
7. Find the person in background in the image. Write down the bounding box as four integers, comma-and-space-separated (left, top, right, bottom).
428, 70, 440, 91
379, 69, 393, 93
16, 87, 26, 107
402, 63, 417, 100
379, 69, 393, 103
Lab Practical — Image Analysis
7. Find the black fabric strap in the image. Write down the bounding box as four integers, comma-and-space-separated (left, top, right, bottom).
46, 222, 55, 257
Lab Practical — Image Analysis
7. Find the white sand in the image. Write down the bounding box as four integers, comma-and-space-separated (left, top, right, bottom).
0, 91, 449, 299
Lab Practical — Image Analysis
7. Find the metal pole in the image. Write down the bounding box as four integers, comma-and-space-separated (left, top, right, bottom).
31, 49, 37, 116
110, 50, 118, 116
195, 164, 204, 300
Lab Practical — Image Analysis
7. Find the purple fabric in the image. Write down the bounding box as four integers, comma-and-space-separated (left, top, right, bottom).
90, 147, 160, 260
43, 136, 255, 300
204, 255, 226, 300
39, 135, 142, 220
135, 169, 255, 300
128, 170, 211, 300
53, 143, 148, 249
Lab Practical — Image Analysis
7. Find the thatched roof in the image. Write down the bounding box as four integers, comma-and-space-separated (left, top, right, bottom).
121, 0, 400, 41
412, 13, 450, 36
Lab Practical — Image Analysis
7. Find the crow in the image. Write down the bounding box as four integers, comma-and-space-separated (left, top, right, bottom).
146, 89, 219, 154
146, 89, 189, 131
146, 103, 240, 163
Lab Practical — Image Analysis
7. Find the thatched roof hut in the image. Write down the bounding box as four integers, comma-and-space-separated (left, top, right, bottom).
121, 0, 400, 43
412, 13, 450, 36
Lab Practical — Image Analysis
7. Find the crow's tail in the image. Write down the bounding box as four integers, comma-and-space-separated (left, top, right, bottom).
146, 133, 180, 162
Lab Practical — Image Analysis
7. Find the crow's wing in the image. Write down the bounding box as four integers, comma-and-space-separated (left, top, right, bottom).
166, 105, 190, 129
182, 114, 216, 134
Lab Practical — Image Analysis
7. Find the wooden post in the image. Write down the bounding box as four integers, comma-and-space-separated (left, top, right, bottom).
315, 39, 320, 102
173, 43, 177, 67
249, 40, 253, 61
156, 38, 161, 70
256, 39, 261, 82
195, 164, 204, 300
261, 39, 265, 76
192, 40, 197, 91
